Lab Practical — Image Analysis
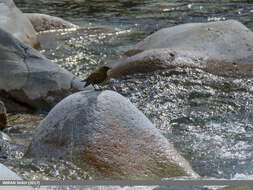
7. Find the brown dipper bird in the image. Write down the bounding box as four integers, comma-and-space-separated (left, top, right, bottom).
0, 101, 7, 131
83, 65, 111, 88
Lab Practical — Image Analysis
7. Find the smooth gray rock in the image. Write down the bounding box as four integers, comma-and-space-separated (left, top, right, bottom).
109, 48, 177, 78
26, 90, 199, 179
24, 13, 79, 32
134, 20, 253, 59
0, 0, 40, 49
0, 27, 84, 113
111, 20, 253, 78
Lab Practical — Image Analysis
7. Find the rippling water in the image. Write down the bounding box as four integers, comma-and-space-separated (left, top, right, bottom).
16, 0, 253, 32
4, 0, 253, 188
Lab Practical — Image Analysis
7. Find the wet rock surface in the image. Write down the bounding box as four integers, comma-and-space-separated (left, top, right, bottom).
26, 90, 199, 179
25, 13, 79, 32
111, 20, 253, 78
0, 0, 40, 49
0, 27, 84, 113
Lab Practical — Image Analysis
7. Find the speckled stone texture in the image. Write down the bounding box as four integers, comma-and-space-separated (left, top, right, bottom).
26, 90, 199, 179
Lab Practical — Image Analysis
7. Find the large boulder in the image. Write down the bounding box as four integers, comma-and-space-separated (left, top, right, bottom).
25, 90, 199, 179
0, 27, 84, 113
0, 0, 40, 49
110, 20, 253, 78
24, 13, 79, 32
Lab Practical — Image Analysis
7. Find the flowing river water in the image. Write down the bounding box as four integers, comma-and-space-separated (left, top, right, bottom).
2, 0, 253, 189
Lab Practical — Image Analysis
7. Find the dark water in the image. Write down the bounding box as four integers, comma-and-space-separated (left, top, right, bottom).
4, 0, 253, 189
